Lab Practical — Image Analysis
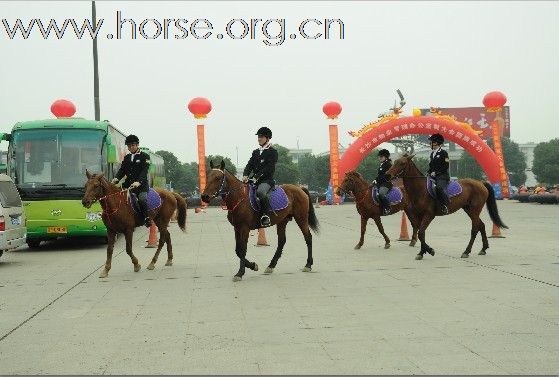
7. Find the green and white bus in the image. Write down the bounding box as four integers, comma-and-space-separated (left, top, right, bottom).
0, 118, 165, 248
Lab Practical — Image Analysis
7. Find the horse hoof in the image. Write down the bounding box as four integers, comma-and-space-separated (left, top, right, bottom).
427, 249, 435, 256
99, 270, 109, 278
409, 241, 417, 247
384, 244, 391, 250
478, 250, 487, 255
147, 264, 155, 270
354, 244, 362, 250
134, 264, 141, 272
302, 266, 312, 272
264, 267, 274, 274
232, 275, 242, 282
415, 254, 423, 260
165, 260, 173, 266
253, 263, 259, 271
461, 253, 469, 258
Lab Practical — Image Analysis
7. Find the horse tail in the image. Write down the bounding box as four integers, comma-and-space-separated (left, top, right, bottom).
172, 192, 187, 232
483, 182, 508, 229
301, 187, 320, 234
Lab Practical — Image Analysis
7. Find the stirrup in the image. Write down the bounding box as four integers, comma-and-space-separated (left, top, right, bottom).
144, 217, 152, 227
441, 205, 449, 215
383, 207, 391, 215
260, 214, 271, 227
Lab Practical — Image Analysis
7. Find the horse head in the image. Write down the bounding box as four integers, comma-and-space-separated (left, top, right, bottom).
385, 153, 415, 180
82, 169, 108, 208
201, 160, 226, 203
336, 170, 364, 196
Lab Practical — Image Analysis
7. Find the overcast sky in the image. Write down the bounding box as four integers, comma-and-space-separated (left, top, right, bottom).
1, 1, 558, 166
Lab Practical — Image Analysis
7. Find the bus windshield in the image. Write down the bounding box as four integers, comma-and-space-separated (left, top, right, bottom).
13, 129, 105, 188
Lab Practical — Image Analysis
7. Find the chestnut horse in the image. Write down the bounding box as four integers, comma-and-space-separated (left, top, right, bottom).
201, 160, 319, 281
336, 170, 418, 249
82, 170, 187, 277
385, 154, 508, 260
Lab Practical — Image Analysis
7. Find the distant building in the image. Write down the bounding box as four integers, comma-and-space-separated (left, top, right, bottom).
288, 148, 313, 163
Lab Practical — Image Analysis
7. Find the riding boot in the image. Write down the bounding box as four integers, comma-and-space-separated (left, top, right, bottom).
259, 196, 272, 227
379, 195, 391, 215
437, 190, 449, 215
138, 199, 152, 227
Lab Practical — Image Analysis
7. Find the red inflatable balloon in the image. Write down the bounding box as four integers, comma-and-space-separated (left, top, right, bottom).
51, 99, 76, 118
322, 101, 342, 119
188, 97, 212, 119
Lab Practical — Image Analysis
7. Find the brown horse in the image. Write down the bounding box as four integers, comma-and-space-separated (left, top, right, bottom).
82, 170, 187, 277
336, 170, 418, 249
385, 154, 508, 260
201, 160, 319, 281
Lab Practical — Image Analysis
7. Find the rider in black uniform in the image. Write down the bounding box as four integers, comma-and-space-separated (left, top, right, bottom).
373, 149, 393, 215
112, 134, 152, 227
242, 127, 278, 227
427, 133, 450, 215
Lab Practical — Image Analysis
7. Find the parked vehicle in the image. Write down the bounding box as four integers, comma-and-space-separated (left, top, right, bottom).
0, 174, 26, 257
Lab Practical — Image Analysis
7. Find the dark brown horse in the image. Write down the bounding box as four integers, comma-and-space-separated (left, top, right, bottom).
336, 170, 418, 249
385, 154, 508, 260
201, 160, 319, 281
82, 170, 187, 277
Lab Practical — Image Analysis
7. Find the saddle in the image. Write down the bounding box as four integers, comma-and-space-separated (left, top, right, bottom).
128, 188, 162, 215
248, 184, 289, 212
371, 186, 403, 206
426, 178, 462, 199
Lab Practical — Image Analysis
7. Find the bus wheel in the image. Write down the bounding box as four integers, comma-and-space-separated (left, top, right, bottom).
27, 239, 41, 249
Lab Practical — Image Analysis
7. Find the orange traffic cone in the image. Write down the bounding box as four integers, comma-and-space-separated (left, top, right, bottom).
255, 228, 270, 247
145, 223, 158, 248
489, 222, 505, 238
397, 212, 411, 241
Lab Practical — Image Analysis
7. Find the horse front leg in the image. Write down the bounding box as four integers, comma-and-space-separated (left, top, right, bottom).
233, 226, 257, 282
354, 216, 368, 250
415, 215, 435, 260
99, 229, 116, 278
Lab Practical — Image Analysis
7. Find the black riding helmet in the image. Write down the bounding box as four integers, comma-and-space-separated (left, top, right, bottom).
125, 134, 140, 145
255, 127, 272, 139
378, 149, 390, 158
428, 133, 444, 145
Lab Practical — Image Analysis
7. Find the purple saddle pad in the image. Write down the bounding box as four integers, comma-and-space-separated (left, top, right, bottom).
427, 178, 462, 199
128, 188, 162, 215
249, 185, 289, 212
372, 186, 403, 205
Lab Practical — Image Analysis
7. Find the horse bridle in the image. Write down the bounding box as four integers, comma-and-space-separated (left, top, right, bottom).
208, 168, 245, 199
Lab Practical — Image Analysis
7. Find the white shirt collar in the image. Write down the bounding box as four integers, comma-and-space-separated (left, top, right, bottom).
259, 143, 272, 154
130, 150, 140, 161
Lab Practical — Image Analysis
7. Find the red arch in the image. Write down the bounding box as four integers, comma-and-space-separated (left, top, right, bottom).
339, 116, 501, 183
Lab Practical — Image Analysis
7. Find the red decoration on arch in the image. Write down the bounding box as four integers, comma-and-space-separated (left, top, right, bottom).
323, 101, 342, 119
188, 97, 212, 119
339, 116, 502, 184
51, 99, 76, 118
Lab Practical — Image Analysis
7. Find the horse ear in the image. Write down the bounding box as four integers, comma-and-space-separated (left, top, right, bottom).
209, 160, 214, 169
86, 169, 92, 179
220, 160, 225, 170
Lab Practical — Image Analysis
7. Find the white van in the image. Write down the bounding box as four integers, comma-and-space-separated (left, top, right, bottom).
0, 174, 26, 257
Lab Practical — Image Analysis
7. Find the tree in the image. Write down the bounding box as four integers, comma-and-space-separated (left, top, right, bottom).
455, 151, 484, 180
272, 144, 299, 184
532, 138, 559, 185
206, 155, 237, 175
155, 150, 183, 188
487, 137, 527, 186
356, 151, 379, 181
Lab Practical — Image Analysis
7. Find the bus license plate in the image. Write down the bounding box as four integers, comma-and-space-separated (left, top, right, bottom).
47, 227, 67, 234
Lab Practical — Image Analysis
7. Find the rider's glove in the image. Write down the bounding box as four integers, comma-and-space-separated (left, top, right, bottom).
130, 181, 141, 188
